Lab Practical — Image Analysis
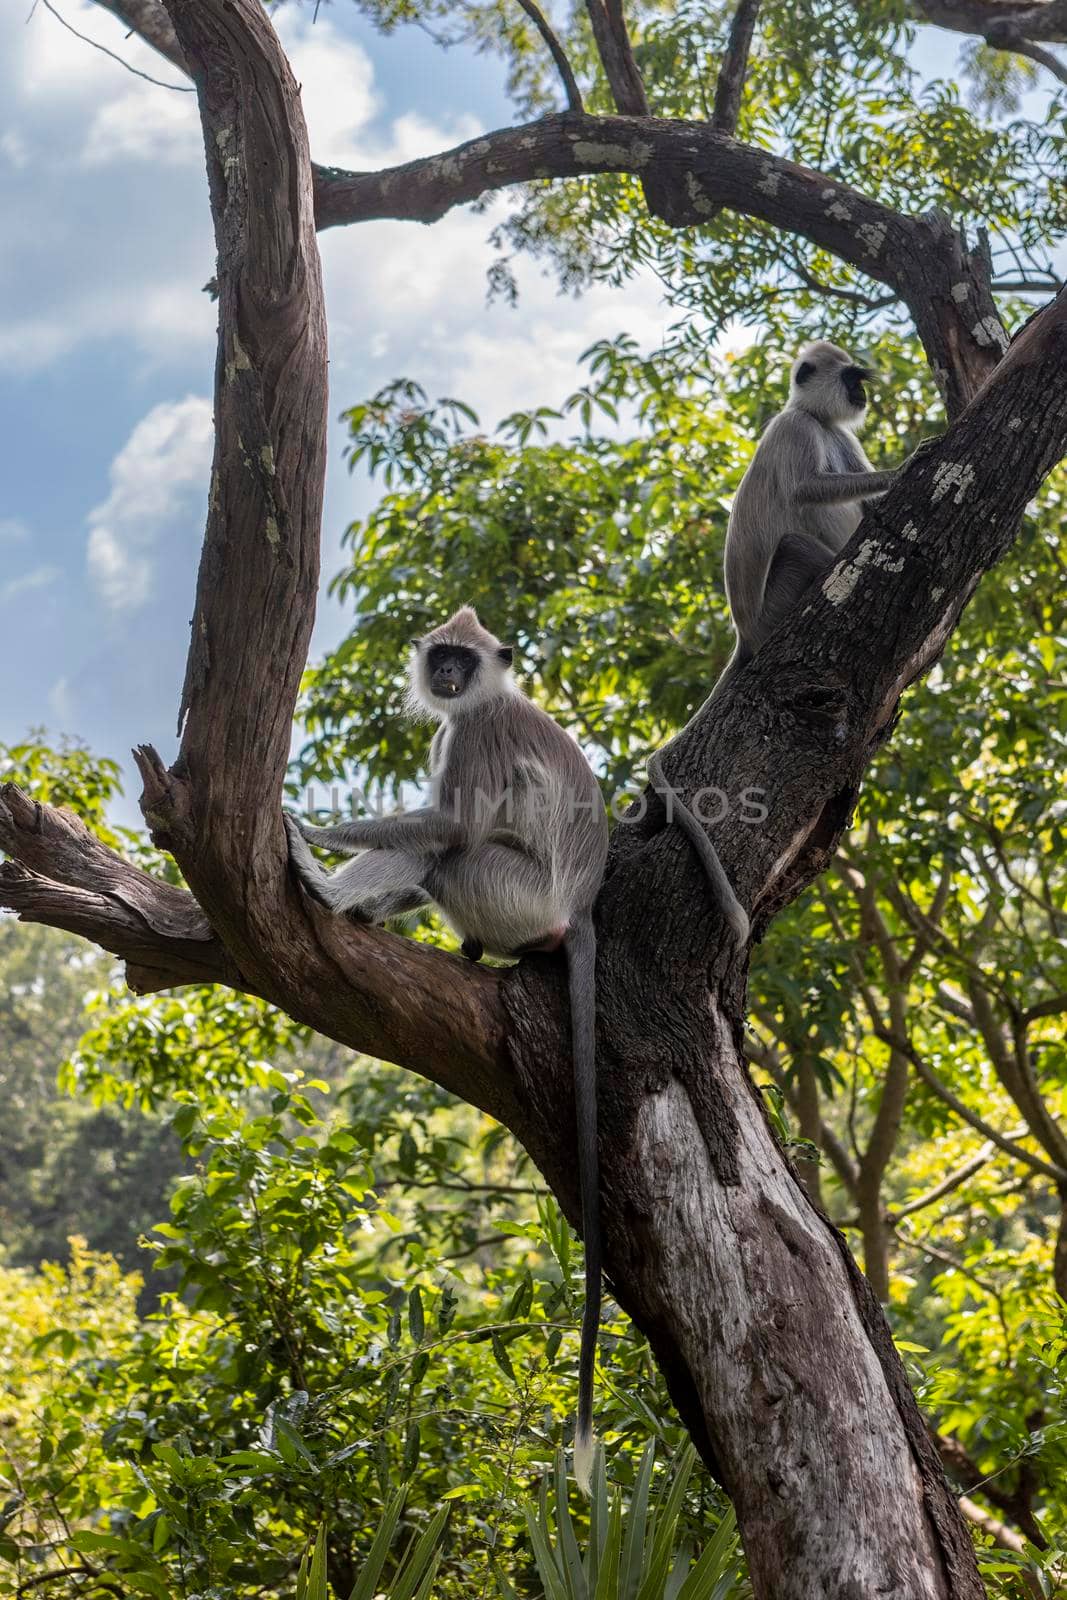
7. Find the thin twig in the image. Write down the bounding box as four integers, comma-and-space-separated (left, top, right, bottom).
788, 253, 898, 310
888, 1137, 1011, 1221
515, 0, 584, 112
873, 1026, 1067, 1182
38, 0, 193, 90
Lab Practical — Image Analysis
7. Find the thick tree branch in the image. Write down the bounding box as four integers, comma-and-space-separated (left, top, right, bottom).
151, 0, 326, 965
1004, 29, 1067, 81
309, 114, 1003, 414
93, 0, 187, 72
0, 782, 232, 992
911, 0, 1067, 41
584, 0, 650, 114
908, 0, 1067, 90
86, 0, 1003, 414
712, 0, 762, 132
109, 0, 519, 1132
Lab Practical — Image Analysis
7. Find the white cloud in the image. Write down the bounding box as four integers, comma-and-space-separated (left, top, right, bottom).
0, 130, 28, 170
86, 396, 213, 611
0, 517, 29, 544
48, 675, 74, 725
1, 564, 61, 603
82, 77, 200, 170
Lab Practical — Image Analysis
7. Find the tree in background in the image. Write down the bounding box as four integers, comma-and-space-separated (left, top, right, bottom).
2, 0, 1067, 1595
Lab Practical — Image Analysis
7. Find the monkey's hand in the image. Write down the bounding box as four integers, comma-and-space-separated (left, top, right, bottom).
282, 809, 310, 850
282, 811, 332, 906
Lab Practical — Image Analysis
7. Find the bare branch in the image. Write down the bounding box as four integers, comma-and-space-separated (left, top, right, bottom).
712, 0, 762, 133
584, 0, 649, 114
151, 0, 328, 954
0, 783, 232, 992
310, 113, 1006, 413
515, 0, 584, 112
888, 1139, 1007, 1221
1005, 30, 1067, 80
935, 1430, 1049, 1553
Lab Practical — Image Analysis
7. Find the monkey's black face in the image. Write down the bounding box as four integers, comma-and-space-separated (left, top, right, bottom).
841, 364, 872, 409
427, 644, 480, 700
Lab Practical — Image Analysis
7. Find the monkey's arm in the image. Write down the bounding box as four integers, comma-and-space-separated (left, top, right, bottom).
289, 808, 466, 854
793, 468, 896, 505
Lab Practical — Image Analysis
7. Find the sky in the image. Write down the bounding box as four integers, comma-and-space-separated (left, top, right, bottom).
0, 2, 980, 825
0, 0, 684, 820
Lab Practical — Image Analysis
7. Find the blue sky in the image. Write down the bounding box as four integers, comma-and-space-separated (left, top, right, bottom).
1, 2, 685, 821
0, 3, 980, 824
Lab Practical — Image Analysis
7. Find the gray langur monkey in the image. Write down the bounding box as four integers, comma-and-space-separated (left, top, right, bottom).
645, 342, 897, 946
725, 338, 897, 661
282, 607, 608, 1493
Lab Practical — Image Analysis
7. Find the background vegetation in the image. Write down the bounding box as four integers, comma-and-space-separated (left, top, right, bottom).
2, 0, 1066, 1593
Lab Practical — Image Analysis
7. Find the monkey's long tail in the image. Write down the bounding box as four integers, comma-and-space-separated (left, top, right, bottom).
646, 747, 749, 944
566, 913, 601, 1497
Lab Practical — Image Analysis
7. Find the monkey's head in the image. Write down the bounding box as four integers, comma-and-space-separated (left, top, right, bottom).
407, 607, 516, 719
788, 340, 874, 425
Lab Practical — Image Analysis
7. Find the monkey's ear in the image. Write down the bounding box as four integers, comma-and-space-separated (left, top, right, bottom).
497, 645, 514, 666
794, 361, 816, 386
410, 636, 422, 648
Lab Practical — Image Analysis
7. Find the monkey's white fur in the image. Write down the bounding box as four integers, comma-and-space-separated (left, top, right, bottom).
724, 339, 897, 659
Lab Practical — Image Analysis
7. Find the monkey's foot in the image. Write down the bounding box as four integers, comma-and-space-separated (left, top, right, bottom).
461, 937, 484, 963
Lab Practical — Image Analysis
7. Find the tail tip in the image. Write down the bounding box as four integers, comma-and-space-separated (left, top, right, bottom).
728, 902, 750, 944
573, 1420, 596, 1497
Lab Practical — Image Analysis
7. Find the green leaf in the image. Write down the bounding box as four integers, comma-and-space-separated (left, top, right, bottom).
620, 1441, 656, 1600
408, 1286, 425, 1343
348, 1488, 406, 1600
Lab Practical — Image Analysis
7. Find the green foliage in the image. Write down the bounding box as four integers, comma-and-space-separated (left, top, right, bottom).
295, 1495, 450, 1600
0, 734, 123, 831
297, 333, 934, 802
513, 1444, 748, 1600
0, 995, 710, 1597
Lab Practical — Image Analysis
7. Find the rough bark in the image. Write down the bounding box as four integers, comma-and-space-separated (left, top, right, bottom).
10, 0, 1067, 1594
